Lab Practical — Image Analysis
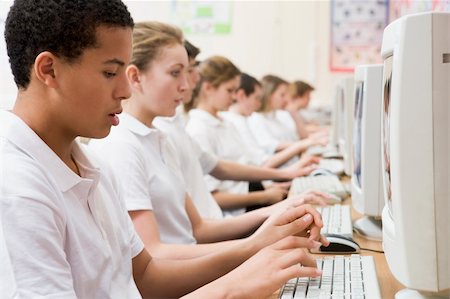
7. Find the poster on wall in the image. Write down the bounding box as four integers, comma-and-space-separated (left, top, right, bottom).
330, 0, 389, 73
389, 0, 450, 21
170, 1, 232, 34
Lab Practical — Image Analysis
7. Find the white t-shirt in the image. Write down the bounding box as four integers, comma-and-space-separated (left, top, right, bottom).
248, 110, 300, 151
0, 110, 144, 299
89, 113, 196, 244
154, 112, 223, 220
186, 109, 250, 217
220, 111, 270, 166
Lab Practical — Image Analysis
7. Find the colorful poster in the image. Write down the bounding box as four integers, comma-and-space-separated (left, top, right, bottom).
390, 0, 450, 20
170, 1, 232, 34
330, 0, 389, 72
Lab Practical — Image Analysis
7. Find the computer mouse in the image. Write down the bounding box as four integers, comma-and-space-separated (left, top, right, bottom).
310, 234, 360, 254
310, 168, 335, 177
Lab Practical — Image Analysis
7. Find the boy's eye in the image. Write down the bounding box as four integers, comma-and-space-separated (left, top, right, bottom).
171, 70, 181, 77
103, 71, 117, 78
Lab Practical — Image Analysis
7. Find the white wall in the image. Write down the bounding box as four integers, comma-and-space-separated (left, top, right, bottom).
0, 0, 351, 109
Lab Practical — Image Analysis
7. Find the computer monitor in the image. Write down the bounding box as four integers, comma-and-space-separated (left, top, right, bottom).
336, 77, 355, 176
328, 87, 342, 150
381, 12, 449, 298
351, 64, 384, 241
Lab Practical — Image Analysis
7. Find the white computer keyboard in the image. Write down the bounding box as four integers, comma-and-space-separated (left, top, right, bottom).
318, 204, 353, 238
279, 255, 381, 299
291, 175, 348, 198
319, 159, 345, 175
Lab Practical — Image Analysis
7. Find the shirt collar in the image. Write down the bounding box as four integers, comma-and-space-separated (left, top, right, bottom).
189, 109, 223, 127
119, 112, 157, 136
0, 110, 100, 193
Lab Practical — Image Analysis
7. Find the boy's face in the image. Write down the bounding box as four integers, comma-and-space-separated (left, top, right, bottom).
54, 26, 132, 138
183, 58, 200, 104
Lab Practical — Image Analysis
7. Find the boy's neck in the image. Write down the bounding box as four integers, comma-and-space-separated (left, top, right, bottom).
13, 90, 79, 175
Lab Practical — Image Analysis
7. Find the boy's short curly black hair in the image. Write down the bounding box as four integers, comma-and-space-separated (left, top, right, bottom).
5, 0, 134, 89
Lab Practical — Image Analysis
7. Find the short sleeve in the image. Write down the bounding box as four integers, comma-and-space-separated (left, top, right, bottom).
90, 140, 153, 212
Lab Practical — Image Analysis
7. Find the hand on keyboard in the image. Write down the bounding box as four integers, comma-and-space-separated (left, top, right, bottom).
283, 156, 320, 179
218, 237, 322, 299
251, 204, 329, 250
286, 190, 331, 207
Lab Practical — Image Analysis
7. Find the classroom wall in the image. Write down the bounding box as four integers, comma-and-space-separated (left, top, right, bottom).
0, 1, 352, 109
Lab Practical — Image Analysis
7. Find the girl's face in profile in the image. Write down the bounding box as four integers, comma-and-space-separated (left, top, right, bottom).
138, 43, 189, 118
209, 76, 240, 113
270, 83, 288, 110
241, 85, 262, 116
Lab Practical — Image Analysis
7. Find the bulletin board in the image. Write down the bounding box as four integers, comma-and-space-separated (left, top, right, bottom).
330, 0, 389, 73
170, 1, 233, 35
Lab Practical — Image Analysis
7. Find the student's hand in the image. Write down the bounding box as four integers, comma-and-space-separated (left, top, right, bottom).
262, 187, 288, 205
250, 204, 327, 251
297, 155, 321, 168
285, 190, 330, 207
283, 157, 320, 179
215, 236, 322, 299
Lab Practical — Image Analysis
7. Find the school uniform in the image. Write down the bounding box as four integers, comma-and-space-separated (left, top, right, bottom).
220, 111, 270, 166
186, 109, 251, 217
0, 221, 17, 299
89, 113, 196, 244
248, 110, 299, 150
154, 112, 224, 220
0, 110, 143, 299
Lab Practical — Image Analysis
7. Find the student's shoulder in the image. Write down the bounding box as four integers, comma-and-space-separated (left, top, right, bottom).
0, 137, 61, 201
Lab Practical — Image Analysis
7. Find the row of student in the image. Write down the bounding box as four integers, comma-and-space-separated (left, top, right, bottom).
160, 42, 330, 216
0, 1, 330, 298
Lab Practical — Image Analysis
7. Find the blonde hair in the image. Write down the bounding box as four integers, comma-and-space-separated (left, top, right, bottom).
259, 74, 288, 113
189, 55, 240, 110
131, 21, 183, 71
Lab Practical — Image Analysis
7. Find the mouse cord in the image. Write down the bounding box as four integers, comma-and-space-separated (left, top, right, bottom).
360, 247, 384, 254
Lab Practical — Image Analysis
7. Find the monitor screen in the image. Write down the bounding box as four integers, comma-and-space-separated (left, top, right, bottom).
382, 55, 393, 216
352, 81, 364, 189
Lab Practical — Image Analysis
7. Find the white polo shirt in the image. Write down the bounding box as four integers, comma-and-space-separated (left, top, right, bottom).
154, 112, 223, 220
0, 110, 144, 299
220, 111, 270, 166
0, 220, 17, 299
186, 109, 251, 217
89, 113, 196, 244
248, 110, 299, 151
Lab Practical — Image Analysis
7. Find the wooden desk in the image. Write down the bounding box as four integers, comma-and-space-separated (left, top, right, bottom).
269, 189, 404, 299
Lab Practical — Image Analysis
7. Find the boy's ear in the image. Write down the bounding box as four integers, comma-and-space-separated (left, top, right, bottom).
34, 51, 58, 88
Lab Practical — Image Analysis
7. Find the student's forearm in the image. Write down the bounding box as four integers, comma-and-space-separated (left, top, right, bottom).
262, 140, 311, 168
212, 190, 271, 209
146, 239, 245, 260
137, 240, 258, 298
195, 208, 269, 243
211, 160, 289, 181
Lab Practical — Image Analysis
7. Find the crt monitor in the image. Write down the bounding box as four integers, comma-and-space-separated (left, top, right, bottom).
328, 86, 342, 150
336, 77, 355, 176
351, 64, 384, 241
381, 11, 449, 298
